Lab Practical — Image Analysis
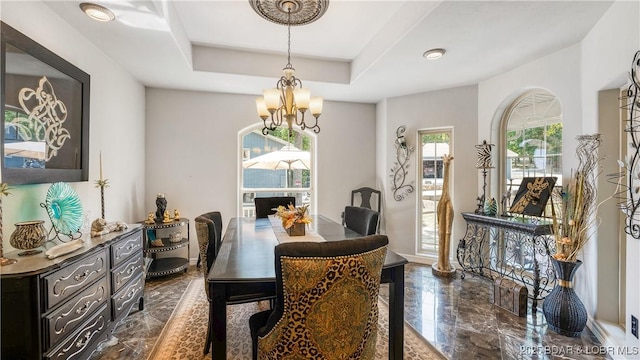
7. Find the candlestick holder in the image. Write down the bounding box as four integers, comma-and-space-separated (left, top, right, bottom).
94, 178, 109, 219
475, 140, 494, 215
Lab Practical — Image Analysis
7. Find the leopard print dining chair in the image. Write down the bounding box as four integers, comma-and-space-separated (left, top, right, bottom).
249, 235, 388, 360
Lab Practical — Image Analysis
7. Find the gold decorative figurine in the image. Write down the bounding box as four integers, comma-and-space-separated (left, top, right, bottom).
174, 209, 180, 221
150, 238, 164, 247
162, 210, 172, 223
145, 212, 155, 224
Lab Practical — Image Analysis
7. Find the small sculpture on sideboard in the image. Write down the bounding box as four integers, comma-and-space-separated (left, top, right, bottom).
145, 212, 155, 224
155, 193, 167, 222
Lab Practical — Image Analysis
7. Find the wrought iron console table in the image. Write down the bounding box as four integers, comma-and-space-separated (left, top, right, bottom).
456, 212, 557, 310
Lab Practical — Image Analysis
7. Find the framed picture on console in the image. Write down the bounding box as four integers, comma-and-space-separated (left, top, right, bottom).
508, 176, 557, 217
1, 21, 90, 185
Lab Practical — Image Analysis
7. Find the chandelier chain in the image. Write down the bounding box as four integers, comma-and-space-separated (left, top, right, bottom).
254, 1, 323, 135
286, 9, 292, 68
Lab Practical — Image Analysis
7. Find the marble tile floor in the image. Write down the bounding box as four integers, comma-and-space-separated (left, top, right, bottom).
91, 263, 607, 360
90, 267, 202, 360
379, 263, 607, 360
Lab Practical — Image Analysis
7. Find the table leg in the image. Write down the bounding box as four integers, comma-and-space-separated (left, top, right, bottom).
210, 283, 227, 360
387, 265, 404, 360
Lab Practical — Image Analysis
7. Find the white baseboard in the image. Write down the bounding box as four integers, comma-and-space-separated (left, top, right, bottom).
589, 318, 631, 359
396, 252, 458, 268
398, 253, 433, 265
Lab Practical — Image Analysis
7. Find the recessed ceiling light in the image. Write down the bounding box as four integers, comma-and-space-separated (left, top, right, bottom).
423, 48, 446, 60
80, 3, 115, 22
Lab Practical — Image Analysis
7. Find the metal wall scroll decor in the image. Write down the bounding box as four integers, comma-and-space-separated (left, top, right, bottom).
390, 125, 414, 201
620, 50, 640, 239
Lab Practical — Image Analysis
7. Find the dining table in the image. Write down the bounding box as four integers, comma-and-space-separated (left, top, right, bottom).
207, 214, 408, 360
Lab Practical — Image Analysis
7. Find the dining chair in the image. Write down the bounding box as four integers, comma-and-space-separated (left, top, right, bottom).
341, 187, 381, 226
249, 235, 389, 360
195, 211, 275, 355
351, 186, 381, 213
254, 196, 296, 218
194, 212, 223, 355
195, 211, 222, 268
343, 205, 380, 236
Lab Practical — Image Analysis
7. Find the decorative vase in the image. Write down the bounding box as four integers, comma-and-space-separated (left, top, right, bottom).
484, 198, 497, 216
542, 258, 588, 337
9, 220, 47, 256
286, 222, 305, 236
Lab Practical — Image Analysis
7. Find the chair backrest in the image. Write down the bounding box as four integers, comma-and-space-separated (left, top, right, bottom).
254, 196, 295, 218
351, 187, 381, 213
255, 235, 388, 360
344, 206, 380, 236
195, 211, 222, 297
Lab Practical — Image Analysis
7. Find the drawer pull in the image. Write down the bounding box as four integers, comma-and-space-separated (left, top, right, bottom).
74, 270, 90, 281
76, 301, 91, 315
76, 330, 91, 348
126, 265, 141, 275
126, 288, 137, 299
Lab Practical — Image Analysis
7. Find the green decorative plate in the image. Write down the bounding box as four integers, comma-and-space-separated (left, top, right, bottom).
45, 182, 84, 236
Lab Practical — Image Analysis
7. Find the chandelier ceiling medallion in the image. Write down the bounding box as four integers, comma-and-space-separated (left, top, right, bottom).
251, 0, 329, 136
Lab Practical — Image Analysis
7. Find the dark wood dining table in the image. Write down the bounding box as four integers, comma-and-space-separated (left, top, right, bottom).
207, 215, 408, 360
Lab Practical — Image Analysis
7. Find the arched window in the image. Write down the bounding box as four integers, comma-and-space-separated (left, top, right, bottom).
239, 126, 315, 217
500, 89, 562, 215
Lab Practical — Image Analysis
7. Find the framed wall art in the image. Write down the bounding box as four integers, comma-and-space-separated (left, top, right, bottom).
1, 21, 90, 185
508, 176, 557, 217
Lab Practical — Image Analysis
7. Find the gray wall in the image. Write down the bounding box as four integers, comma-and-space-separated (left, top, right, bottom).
376, 85, 479, 258
1, 1, 146, 248
145, 88, 376, 259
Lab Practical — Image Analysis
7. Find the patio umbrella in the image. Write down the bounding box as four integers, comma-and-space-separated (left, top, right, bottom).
4, 141, 46, 160
242, 145, 310, 170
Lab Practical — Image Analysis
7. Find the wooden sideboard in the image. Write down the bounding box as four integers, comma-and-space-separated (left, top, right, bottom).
1, 225, 144, 360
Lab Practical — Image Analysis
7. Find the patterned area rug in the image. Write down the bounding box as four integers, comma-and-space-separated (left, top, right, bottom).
148, 279, 445, 360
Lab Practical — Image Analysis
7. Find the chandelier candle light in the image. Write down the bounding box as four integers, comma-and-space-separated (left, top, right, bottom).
253, 0, 326, 137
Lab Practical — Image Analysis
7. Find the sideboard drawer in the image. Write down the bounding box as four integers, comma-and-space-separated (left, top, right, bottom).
43, 249, 108, 310
44, 276, 108, 349
44, 303, 109, 360
1, 226, 143, 360
111, 231, 143, 268
112, 274, 144, 322
111, 252, 143, 294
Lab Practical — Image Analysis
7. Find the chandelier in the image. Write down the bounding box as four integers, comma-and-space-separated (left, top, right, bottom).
251, 0, 329, 136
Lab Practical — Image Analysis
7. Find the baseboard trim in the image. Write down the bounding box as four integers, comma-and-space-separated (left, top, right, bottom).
588, 318, 629, 359
397, 252, 459, 267
398, 253, 436, 265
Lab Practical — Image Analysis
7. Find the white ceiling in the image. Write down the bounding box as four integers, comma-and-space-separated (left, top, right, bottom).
44, 0, 614, 103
